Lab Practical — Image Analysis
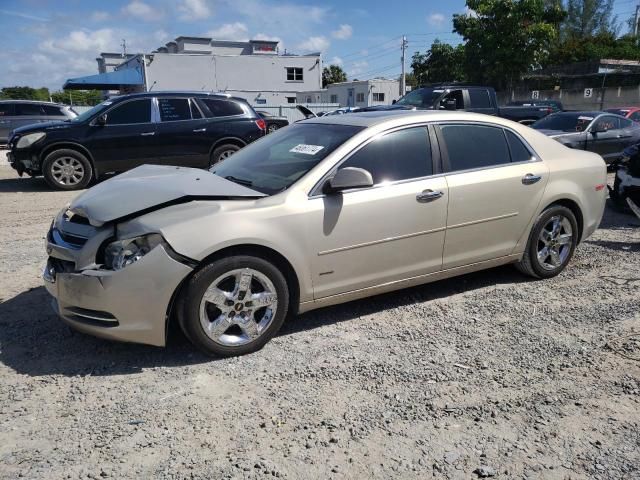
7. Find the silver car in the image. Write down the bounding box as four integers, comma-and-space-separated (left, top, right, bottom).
0, 100, 77, 143
44, 111, 607, 357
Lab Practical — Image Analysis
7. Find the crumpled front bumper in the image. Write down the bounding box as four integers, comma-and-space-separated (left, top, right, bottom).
44, 240, 193, 347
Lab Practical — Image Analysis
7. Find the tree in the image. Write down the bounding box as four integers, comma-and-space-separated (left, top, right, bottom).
562, 0, 617, 38
0, 86, 50, 101
410, 40, 466, 85
50, 90, 103, 106
453, 0, 566, 89
547, 32, 640, 65
322, 65, 347, 87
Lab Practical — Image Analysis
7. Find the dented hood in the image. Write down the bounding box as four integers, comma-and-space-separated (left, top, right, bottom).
69, 164, 265, 226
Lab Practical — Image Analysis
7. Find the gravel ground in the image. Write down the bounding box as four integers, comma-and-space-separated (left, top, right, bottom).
0, 165, 639, 480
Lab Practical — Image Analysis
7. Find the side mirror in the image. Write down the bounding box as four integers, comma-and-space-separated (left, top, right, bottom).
325, 167, 373, 193
95, 114, 107, 126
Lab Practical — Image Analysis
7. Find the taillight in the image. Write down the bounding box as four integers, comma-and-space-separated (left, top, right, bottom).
255, 119, 266, 131
595, 184, 606, 191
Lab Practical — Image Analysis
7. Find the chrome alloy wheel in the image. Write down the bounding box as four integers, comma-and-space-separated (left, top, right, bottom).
50, 156, 85, 186
199, 268, 278, 346
537, 215, 573, 271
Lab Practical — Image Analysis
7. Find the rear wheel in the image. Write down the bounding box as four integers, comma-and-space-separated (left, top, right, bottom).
516, 205, 578, 279
42, 149, 93, 190
179, 255, 289, 357
210, 144, 240, 167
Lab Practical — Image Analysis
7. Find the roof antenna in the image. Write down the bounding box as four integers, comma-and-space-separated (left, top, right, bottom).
121, 39, 127, 57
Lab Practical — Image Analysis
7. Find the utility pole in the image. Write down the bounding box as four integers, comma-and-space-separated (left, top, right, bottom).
400, 35, 408, 97
634, 4, 640, 37
121, 39, 127, 58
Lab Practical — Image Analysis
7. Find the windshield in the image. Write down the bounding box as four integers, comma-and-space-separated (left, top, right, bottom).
532, 113, 594, 132
69, 99, 115, 123
395, 88, 443, 108
212, 123, 364, 195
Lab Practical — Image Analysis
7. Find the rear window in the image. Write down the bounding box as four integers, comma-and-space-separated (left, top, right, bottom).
15, 103, 42, 116
41, 105, 63, 116
201, 99, 245, 117
0, 103, 15, 116
441, 124, 511, 171
158, 98, 191, 121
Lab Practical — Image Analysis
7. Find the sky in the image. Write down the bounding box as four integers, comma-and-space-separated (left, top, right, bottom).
1, 0, 638, 90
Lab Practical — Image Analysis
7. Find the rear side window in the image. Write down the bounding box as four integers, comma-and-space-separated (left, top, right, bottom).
158, 98, 191, 121
629, 111, 640, 122
105, 99, 151, 125
201, 99, 245, 117
190, 99, 202, 119
339, 127, 432, 184
506, 131, 532, 162
0, 103, 15, 116
619, 117, 633, 128
441, 124, 510, 171
15, 103, 42, 116
468, 89, 492, 108
41, 105, 63, 116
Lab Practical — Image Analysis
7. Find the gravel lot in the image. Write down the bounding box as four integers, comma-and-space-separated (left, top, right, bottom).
0, 164, 639, 480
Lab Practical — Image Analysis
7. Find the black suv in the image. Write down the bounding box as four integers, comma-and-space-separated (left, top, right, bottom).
8, 92, 266, 190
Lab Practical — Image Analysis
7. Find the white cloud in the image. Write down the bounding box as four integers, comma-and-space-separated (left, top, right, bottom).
122, 1, 164, 21
348, 60, 368, 77
91, 11, 110, 22
207, 22, 249, 41
331, 24, 352, 40
224, 1, 328, 37
463, 6, 478, 17
178, 0, 211, 21
153, 29, 170, 43
427, 13, 445, 26
297, 36, 329, 53
329, 56, 343, 66
40, 29, 117, 54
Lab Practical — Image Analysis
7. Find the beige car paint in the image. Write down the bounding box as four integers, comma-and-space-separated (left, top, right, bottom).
45, 111, 608, 347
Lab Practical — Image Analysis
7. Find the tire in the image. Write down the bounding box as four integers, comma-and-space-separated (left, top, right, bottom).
515, 205, 579, 279
179, 255, 290, 357
210, 144, 240, 167
42, 149, 93, 190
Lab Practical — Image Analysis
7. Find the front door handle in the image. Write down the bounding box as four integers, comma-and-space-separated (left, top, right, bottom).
140, 132, 155, 136
522, 173, 542, 185
192, 128, 206, 133
416, 189, 444, 203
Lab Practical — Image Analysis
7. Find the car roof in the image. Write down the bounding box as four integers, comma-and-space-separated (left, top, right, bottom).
0, 99, 67, 106
114, 91, 249, 103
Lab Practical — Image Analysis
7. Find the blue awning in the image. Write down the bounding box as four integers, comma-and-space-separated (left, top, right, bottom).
63, 67, 144, 90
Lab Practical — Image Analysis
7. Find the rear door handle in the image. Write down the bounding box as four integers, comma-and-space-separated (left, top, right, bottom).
416, 190, 444, 203
193, 128, 206, 133
522, 173, 542, 185
140, 132, 155, 136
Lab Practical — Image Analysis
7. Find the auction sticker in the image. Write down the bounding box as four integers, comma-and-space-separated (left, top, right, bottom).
290, 144, 324, 155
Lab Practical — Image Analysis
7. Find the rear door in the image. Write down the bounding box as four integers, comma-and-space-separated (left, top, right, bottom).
0, 103, 15, 140
83, 98, 157, 174
154, 97, 210, 168
198, 97, 262, 148
437, 123, 549, 269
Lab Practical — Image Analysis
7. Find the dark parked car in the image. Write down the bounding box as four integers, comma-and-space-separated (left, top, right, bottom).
609, 144, 640, 213
507, 100, 564, 113
256, 110, 289, 133
604, 107, 640, 123
8, 92, 266, 190
365, 85, 556, 124
0, 100, 77, 143
531, 111, 640, 164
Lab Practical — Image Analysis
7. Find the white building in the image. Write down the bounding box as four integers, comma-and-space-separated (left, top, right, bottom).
65, 36, 323, 105
297, 79, 401, 107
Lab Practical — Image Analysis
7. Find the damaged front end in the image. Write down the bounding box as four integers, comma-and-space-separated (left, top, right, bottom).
609, 144, 640, 211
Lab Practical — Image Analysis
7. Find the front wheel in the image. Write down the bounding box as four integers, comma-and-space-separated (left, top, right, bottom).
42, 149, 93, 190
210, 144, 240, 167
516, 205, 578, 279
179, 255, 290, 357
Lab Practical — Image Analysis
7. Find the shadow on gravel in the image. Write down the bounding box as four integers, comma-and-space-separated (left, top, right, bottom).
0, 286, 211, 377
585, 239, 640, 252
0, 176, 52, 193
282, 264, 528, 338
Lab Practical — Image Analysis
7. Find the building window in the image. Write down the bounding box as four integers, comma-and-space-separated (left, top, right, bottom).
286, 67, 303, 81
286, 97, 297, 104
330, 94, 338, 103
356, 92, 365, 103
373, 92, 385, 102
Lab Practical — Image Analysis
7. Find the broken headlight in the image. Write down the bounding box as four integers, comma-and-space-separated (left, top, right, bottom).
104, 233, 163, 271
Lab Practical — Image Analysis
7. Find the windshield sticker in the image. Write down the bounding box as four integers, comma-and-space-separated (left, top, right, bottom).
290, 144, 325, 155
578, 116, 593, 121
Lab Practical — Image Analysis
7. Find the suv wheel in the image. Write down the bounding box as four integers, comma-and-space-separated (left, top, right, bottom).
516, 205, 578, 279
179, 255, 289, 357
43, 149, 93, 190
210, 144, 240, 167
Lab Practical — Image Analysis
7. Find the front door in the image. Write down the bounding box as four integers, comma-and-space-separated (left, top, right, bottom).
306, 126, 448, 299
587, 115, 626, 161
84, 98, 158, 174
438, 123, 549, 269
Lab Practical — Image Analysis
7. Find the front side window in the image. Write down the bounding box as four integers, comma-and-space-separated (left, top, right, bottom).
286, 67, 303, 81
105, 99, 151, 125
212, 123, 363, 195
396, 87, 444, 108
201, 99, 245, 117
532, 113, 594, 132
441, 124, 511, 172
41, 105, 64, 116
158, 98, 192, 121
15, 103, 42, 116
339, 127, 432, 184
373, 92, 385, 102
593, 116, 620, 131
439, 90, 464, 109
